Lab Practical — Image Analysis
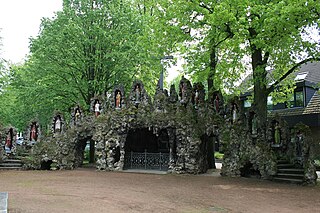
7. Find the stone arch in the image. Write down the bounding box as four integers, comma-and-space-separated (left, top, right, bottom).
123, 126, 170, 171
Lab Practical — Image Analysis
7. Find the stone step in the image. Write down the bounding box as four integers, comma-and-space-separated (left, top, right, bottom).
272, 177, 304, 184
2, 159, 22, 163
274, 173, 304, 180
277, 168, 304, 174
0, 166, 22, 170
277, 160, 290, 164
277, 164, 295, 168
0, 163, 22, 167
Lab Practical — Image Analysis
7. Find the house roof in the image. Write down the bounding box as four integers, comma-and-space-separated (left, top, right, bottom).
240, 61, 320, 93
269, 91, 320, 117
296, 61, 320, 86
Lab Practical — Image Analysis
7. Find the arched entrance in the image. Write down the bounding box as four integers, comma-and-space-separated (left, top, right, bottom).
75, 136, 96, 168
124, 128, 170, 171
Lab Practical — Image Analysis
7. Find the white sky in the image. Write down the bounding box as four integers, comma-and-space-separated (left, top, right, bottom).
0, 0, 63, 63
0, 0, 180, 82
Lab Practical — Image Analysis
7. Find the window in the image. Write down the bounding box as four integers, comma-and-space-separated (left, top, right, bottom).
295, 91, 304, 107
287, 89, 304, 108
244, 100, 252, 108
294, 72, 308, 81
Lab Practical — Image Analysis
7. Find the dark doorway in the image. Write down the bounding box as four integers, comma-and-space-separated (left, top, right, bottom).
124, 128, 170, 170
76, 137, 95, 168
240, 162, 261, 178
200, 134, 216, 170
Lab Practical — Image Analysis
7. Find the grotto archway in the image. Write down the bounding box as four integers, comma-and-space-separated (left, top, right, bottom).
74, 136, 95, 168
123, 128, 170, 171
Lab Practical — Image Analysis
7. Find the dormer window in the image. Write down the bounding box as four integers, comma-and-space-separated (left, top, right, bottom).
287, 88, 304, 108
294, 72, 308, 81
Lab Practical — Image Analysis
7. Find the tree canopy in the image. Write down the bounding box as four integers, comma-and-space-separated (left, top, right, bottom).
154, 0, 320, 124
0, 0, 319, 131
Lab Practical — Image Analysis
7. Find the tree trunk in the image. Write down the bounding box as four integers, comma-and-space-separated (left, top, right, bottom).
251, 48, 268, 128
208, 47, 217, 103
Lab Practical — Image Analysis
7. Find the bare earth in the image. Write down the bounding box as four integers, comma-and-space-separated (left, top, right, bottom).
0, 168, 319, 213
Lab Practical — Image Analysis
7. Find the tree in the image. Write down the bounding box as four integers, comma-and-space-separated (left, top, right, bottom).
2, 0, 169, 129
157, 0, 320, 127
28, 0, 162, 107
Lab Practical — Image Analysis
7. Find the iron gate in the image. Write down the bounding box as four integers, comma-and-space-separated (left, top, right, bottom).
124, 151, 169, 171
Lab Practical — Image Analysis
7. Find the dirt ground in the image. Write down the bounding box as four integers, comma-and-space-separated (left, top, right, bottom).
0, 168, 319, 213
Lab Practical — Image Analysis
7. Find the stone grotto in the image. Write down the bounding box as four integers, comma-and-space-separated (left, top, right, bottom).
1, 77, 317, 184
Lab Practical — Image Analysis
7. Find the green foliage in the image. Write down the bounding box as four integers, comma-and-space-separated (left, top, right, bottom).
0, 0, 170, 130
156, 0, 320, 123
214, 152, 224, 160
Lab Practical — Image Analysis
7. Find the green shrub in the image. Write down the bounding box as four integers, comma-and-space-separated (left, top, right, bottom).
215, 152, 224, 159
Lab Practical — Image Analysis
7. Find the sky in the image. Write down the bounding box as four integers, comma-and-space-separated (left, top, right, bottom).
0, 0, 63, 63
0, 0, 180, 82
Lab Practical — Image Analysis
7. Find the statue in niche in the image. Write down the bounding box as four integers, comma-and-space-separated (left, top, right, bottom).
214, 95, 220, 113
295, 131, 303, 158
94, 99, 100, 117
74, 106, 81, 124
30, 123, 38, 141
231, 103, 238, 124
134, 84, 141, 104
274, 121, 281, 144
251, 113, 257, 135
4, 128, 13, 152
54, 115, 62, 133
115, 91, 121, 108
194, 90, 199, 108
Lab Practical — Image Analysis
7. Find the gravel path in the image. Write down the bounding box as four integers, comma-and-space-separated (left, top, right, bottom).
0, 168, 319, 213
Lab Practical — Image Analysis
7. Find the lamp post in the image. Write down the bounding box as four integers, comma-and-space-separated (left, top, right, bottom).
160, 55, 173, 90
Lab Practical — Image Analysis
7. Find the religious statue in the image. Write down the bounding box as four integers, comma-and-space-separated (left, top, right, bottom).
181, 82, 187, 99
75, 107, 81, 123
214, 95, 219, 113
135, 84, 141, 103
94, 100, 100, 117
5, 129, 13, 151
54, 116, 62, 132
251, 113, 257, 135
232, 103, 238, 123
115, 91, 121, 108
274, 122, 280, 144
295, 131, 303, 157
30, 123, 37, 141
194, 90, 199, 108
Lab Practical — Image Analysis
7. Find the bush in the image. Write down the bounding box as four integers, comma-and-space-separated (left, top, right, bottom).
215, 152, 224, 159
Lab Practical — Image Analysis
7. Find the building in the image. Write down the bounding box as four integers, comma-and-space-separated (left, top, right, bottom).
241, 61, 320, 139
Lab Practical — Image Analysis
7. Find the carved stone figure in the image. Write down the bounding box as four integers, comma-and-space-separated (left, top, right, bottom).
135, 84, 141, 103
30, 123, 38, 141
274, 122, 280, 144
116, 91, 121, 108
4, 128, 13, 152
75, 107, 81, 123
251, 113, 257, 135
94, 100, 100, 117
194, 90, 199, 107
232, 103, 238, 123
55, 116, 62, 132
214, 95, 219, 113
296, 131, 303, 157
